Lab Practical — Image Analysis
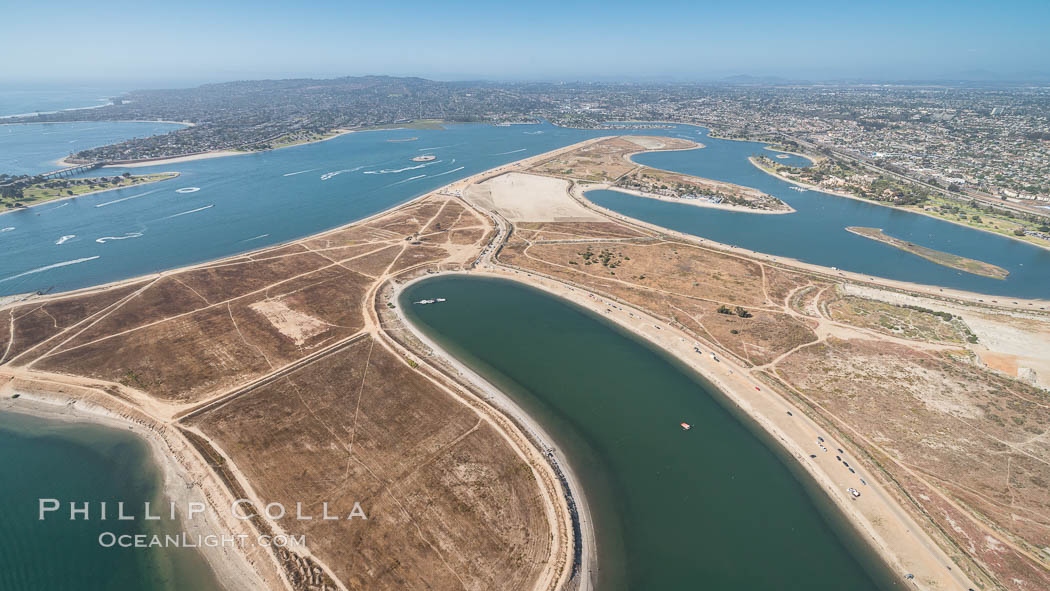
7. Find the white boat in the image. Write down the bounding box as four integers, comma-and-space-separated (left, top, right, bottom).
436, 298, 446, 302
415, 299, 436, 305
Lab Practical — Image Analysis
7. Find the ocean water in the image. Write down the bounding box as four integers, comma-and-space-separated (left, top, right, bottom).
1, 121, 1047, 299
402, 276, 901, 590
0, 121, 186, 176
0, 410, 222, 591
0, 87, 122, 118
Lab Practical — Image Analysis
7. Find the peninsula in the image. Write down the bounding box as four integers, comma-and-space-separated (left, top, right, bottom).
0, 171, 179, 211
846, 226, 1010, 279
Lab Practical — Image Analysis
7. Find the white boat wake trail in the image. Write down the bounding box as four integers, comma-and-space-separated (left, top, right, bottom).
95, 189, 159, 208
0, 227, 14, 233
385, 174, 426, 187
492, 148, 526, 155
240, 234, 270, 242
431, 166, 465, 177
363, 162, 438, 175
162, 204, 214, 219
283, 168, 319, 177
48, 202, 70, 211
320, 166, 365, 181
0, 256, 100, 284
55, 235, 76, 245
417, 144, 458, 151
95, 232, 143, 244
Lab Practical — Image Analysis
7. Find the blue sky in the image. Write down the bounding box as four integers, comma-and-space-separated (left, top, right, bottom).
3, 0, 1049, 86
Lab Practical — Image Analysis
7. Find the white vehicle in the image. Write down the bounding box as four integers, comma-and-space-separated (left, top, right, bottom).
847, 488, 861, 498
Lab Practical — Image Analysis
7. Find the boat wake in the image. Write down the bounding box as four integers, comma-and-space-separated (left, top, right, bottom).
385, 174, 427, 187
0, 227, 14, 233
240, 233, 270, 242
320, 166, 365, 181
95, 232, 143, 244
47, 202, 70, 211
363, 162, 437, 175
283, 168, 319, 177
0, 256, 100, 284
55, 235, 76, 245
524, 131, 544, 135
417, 144, 458, 151
492, 148, 526, 155
95, 189, 159, 208
162, 204, 214, 219
430, 166, 465, 177
175, 187, 201, 194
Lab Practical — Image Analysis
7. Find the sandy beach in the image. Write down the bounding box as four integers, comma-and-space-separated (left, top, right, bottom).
387, 274, 592, 591
0, 375, 282, 591
54, 128, 355, 169
598, 184, 796, 214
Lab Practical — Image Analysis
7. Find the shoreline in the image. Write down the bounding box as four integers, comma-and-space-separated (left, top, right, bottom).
456, 260, 975, 590
846, 226, 1009, 280
748, 156, 1050, 253
602, 184, 795, 214
0, 381, 275, 591
389, 274, 593, 591
762, 144, 819, 164
473, 219, 977, 590
575, 182, 1048, 311
55, 127, 351, 169
0, 171, 180, 216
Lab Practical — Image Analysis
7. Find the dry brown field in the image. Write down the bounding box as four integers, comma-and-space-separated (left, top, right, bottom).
527, 136, 696, 182
185, 336, 554, 590
2, 194, 565, 591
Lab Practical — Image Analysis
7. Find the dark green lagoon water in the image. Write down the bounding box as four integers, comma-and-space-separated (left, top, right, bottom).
402, 275, 900, 591
0, 410, 222, 591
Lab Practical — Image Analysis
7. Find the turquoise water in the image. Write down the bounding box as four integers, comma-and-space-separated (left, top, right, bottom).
0, 410, 222, 591
401, 275, 901, 590
1, 122, 1048, 298
0, 121, 186, 176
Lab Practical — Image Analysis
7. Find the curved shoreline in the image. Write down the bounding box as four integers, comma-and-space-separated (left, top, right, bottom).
748, 155, 1050, 253
473, 226, 978, 590
0, 382, 274, 591
389, 274, 591, 590
600, 185, 795, 214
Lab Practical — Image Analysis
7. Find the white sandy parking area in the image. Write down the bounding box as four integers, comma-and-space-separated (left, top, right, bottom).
464, 172, 603, 222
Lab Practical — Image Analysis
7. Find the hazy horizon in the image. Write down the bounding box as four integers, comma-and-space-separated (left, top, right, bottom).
4, 0, 1049, 87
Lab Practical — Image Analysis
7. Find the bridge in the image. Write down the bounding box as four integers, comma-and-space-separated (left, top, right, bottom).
37, 162, 104, 180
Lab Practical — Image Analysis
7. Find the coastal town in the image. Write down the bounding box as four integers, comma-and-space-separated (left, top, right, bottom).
9, 80, 1050, 220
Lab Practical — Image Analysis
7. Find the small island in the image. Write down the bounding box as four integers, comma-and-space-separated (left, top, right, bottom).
846, 226, 1009, 279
